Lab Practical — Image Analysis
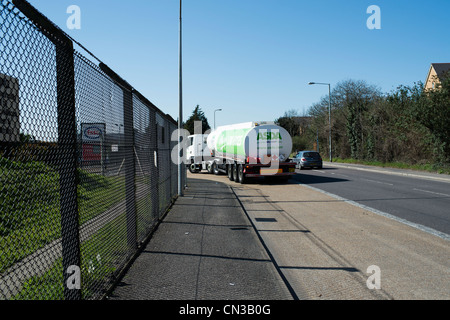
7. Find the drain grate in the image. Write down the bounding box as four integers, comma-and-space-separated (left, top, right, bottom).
254, 218, 277, 222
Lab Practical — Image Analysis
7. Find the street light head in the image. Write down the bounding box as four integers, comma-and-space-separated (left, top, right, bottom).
308, 82, 315, 85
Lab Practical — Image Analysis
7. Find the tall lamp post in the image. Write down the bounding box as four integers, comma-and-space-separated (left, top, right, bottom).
308, 82, 332, 162
178, 0, 183, 196
214, 108, 222, 130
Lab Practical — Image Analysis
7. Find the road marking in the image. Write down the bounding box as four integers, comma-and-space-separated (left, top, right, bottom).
361, 178, 394, 186
296, 183, 450, 241
335, 173, 349, 177
413, 188, 450, 197
313, 169, 326, 173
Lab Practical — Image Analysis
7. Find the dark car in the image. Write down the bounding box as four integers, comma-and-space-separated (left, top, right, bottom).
293, 151, 323, 169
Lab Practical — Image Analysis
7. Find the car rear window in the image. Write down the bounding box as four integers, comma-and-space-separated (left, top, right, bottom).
303, 152, 320, 158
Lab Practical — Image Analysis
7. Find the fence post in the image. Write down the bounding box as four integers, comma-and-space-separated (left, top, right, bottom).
149, 109, 160, 223
99, 63, 137, 254
56, 40, 82, 301
123, 89, 137, 252
132, 91, 159, 225
12, 0, 82, 300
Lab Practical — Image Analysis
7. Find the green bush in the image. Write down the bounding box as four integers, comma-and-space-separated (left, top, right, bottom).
280, 77, 450, 173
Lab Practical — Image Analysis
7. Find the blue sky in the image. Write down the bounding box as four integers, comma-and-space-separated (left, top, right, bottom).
28, 0, 450, 127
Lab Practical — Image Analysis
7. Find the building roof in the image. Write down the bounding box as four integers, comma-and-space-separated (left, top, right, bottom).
431, 63, 450, 79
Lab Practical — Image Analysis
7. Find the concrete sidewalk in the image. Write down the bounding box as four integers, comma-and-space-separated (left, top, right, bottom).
107, 178, 294, 300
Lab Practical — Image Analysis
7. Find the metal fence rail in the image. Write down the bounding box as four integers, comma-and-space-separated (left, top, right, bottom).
0, 0, 184, 300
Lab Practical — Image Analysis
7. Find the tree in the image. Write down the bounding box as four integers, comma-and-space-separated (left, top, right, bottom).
275, 109, 301, 137
331, 79, 382, 159
306, 79, 382, 160
303, 76, 449, 169
183, 105, 211, 135
413, 72, 450, 164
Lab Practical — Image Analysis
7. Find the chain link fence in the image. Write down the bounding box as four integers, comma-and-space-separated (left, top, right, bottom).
0, 0, 185, 299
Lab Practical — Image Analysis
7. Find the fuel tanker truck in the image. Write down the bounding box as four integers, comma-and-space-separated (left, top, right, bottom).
186, 121, 296, 183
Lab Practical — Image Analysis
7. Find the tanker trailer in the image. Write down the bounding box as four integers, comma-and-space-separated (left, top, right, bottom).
206, 121, 296, 183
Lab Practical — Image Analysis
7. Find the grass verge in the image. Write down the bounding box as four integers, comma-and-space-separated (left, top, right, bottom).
0, 158, 125, 273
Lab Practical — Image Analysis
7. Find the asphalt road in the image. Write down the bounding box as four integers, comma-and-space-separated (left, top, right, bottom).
291, 163, 450, 238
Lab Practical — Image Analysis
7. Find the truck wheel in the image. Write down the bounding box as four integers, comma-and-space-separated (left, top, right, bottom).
212, 162, 220, 175
189, 163, 199, 173
234, 163, 240, 183
207, 162, 213, 174
227, 164, 234, 181
238, 164, 247, 184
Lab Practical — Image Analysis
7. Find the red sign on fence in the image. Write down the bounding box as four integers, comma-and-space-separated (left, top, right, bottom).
82, 143, 101, 161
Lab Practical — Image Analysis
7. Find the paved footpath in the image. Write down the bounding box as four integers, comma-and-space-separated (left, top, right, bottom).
108, 177, 293, 300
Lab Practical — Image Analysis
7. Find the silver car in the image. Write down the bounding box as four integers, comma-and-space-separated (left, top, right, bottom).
293, 151, 323, 169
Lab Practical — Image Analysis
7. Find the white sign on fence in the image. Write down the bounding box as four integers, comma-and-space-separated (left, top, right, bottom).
81, 123, 105, 142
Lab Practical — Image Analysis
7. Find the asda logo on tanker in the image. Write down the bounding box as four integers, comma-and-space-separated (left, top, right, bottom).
257, 131, 282, 140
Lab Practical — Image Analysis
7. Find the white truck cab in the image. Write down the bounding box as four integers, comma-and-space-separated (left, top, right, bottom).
186, 134, 212, 173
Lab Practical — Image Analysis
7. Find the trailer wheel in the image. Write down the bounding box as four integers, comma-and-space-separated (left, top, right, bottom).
234, 164, 240, 183
238, 164, 247, 184
227, 164, 234, 181
212, 162, 220, 175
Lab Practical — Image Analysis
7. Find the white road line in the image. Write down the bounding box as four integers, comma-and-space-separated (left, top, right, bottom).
313, 169, 326, 173
361, 178, 394, 186
335, 173, 349, 178
296, 182, 450, 241
413, 188, 450, 197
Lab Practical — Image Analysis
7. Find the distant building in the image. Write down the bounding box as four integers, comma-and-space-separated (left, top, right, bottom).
0, 73, 20, 143
425, 63, 450, 90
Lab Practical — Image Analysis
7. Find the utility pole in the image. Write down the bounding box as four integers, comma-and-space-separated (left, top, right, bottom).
178, 0, 183, 196
308, 82, 332, 162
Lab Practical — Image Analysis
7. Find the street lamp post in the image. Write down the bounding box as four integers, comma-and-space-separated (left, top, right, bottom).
214, 108, 222, 130
178, 0, 183, 196
308, 82, 332, 162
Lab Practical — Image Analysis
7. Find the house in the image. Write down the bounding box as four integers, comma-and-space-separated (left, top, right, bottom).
425, 63, 450, 90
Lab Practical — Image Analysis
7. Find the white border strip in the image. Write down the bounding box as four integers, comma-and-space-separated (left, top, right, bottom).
297, 182, 450, 242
